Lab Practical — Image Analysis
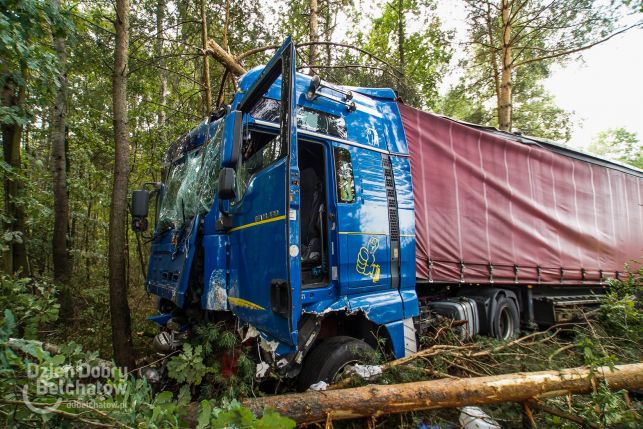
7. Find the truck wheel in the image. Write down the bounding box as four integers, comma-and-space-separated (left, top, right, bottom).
492, 296, 519, 340
297, 336, 374, 392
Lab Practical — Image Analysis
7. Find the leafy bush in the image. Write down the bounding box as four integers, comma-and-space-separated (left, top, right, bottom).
0, 274, 59, 338
167, 343, 212, 385
599, 266, 642, 343
0, 310, 294, 428
169, 323, 258, 401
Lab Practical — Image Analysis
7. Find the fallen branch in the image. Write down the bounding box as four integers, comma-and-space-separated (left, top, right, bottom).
528, 399, 601, 429
242, 363, 643, 425
206, 39, 246, 77
207, 39, 406, 80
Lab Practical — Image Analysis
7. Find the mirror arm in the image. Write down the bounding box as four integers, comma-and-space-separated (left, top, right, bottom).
216, 201, 233, 231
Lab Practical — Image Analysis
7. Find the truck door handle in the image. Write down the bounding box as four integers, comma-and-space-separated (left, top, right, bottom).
270, 279, 290, 317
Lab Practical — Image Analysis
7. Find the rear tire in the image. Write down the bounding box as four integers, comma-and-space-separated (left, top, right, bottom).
492, 296, 519, 340
296, 336, 374, 392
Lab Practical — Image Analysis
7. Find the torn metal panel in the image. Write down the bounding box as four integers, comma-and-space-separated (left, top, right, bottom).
205, 269, 228, 311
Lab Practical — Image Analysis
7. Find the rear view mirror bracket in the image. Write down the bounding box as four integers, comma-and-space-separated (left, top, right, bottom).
222, 110, 243, 169
131, 183, 162, 233
216, 167, 237, 230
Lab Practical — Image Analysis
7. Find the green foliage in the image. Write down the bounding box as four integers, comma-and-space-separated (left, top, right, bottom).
0, 310, 293, 428
587, 128, 643, 168
581, 382, 640, 428
0, 0, 74, 122
599, 267, 643, 343
0, 274, 58, 338
207, 400, 295, 429
192, 323, 257, 400
440, 60, 574, 142
450, 0, 629, 140
167, 343, 211, 386
361, 0, 453, 107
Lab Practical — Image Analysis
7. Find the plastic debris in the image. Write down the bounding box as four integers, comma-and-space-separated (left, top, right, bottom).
308, 381, 328, 391
255, 362, 269, 378
345, 364, 383, 380
459, 406, 501, 429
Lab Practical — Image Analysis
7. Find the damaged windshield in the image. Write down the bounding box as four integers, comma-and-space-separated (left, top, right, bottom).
158, 120, 223, 230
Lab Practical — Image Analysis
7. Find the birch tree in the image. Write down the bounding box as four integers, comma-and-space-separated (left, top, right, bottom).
463, 0, 640, 132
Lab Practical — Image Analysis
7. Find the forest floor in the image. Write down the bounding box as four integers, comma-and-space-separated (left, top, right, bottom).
2, 271, 640, 428
51, 280, 156, 358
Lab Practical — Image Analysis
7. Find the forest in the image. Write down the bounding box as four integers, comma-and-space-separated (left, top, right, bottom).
1, 0, 642, 427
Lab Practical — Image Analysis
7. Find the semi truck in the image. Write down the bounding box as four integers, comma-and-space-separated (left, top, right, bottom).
131, 38, 643, 389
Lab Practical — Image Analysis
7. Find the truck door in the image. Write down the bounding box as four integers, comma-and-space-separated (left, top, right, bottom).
226, 38, 301, 347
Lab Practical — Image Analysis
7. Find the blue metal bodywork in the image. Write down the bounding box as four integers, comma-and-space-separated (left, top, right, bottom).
145, 40, 419, 363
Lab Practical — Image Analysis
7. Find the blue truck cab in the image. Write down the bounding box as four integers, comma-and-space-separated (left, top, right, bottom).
132, 38, 419, 386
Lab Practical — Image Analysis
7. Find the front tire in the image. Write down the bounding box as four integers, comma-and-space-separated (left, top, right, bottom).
492, 296, 520, 340
296, 336, 374, 392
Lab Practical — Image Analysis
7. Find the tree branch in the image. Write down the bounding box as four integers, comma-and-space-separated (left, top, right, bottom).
513, 22, 641, 68
235, 41, 405, 78
299, 63, 407, 87
528, 400, 601, 429
206, 39, 247, 76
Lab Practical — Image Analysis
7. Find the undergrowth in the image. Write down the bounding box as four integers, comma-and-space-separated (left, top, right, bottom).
1, 267, 640, 428
333, 266, 642, 428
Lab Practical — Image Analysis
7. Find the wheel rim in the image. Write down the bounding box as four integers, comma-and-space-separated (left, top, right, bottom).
498, 306, 514, 340
332, 359, 359, 383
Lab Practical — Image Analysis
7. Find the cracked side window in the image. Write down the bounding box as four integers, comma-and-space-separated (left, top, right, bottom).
235, 130, 284, 201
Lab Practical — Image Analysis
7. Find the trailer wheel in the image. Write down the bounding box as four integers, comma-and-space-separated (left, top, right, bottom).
297, 336, 374, 392
492, 296, 519, 340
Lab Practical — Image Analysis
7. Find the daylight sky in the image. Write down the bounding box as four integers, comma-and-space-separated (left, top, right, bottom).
430, 2, 643, 150
330, 1, 642, 150
543, 29, 643, 149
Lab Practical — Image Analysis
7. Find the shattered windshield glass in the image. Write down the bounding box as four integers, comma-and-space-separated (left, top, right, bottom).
158, 120, 223, 230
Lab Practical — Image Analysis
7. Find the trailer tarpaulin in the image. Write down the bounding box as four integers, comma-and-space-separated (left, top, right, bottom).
398, 103, 643, 284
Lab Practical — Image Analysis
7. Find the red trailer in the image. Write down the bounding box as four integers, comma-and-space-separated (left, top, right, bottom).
399, 103, 642, 328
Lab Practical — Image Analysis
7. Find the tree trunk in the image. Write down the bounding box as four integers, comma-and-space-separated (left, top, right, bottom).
200, 0, 212, 116
242, 363, 643, 425
51, 0, 73, 318
156, 0, 167, 127
323, 0, 332, 68
397, 0, 405, 73
309, 0, 319, 73
223, 0, 230, 52
484, 1, 501, 120
84, 196, 92, 283
1, 65, 29, 276
498, 0, 513, 131
109, 0, 135, 370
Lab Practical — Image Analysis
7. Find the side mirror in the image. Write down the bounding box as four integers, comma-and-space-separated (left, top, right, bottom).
218, 167, 236, 201
131, 189, 150, 232
222, 110, 243, 169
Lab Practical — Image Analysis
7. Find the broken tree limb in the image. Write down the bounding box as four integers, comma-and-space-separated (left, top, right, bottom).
242, 363, 643, 425
206, 39, 246, 77
207, 39, 406, 80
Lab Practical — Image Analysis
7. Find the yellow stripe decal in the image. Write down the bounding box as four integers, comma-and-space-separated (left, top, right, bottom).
228, 297, 266, 310
400, 234, 416, 237
338, 231, 388, 235
229, 215, 287, 232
